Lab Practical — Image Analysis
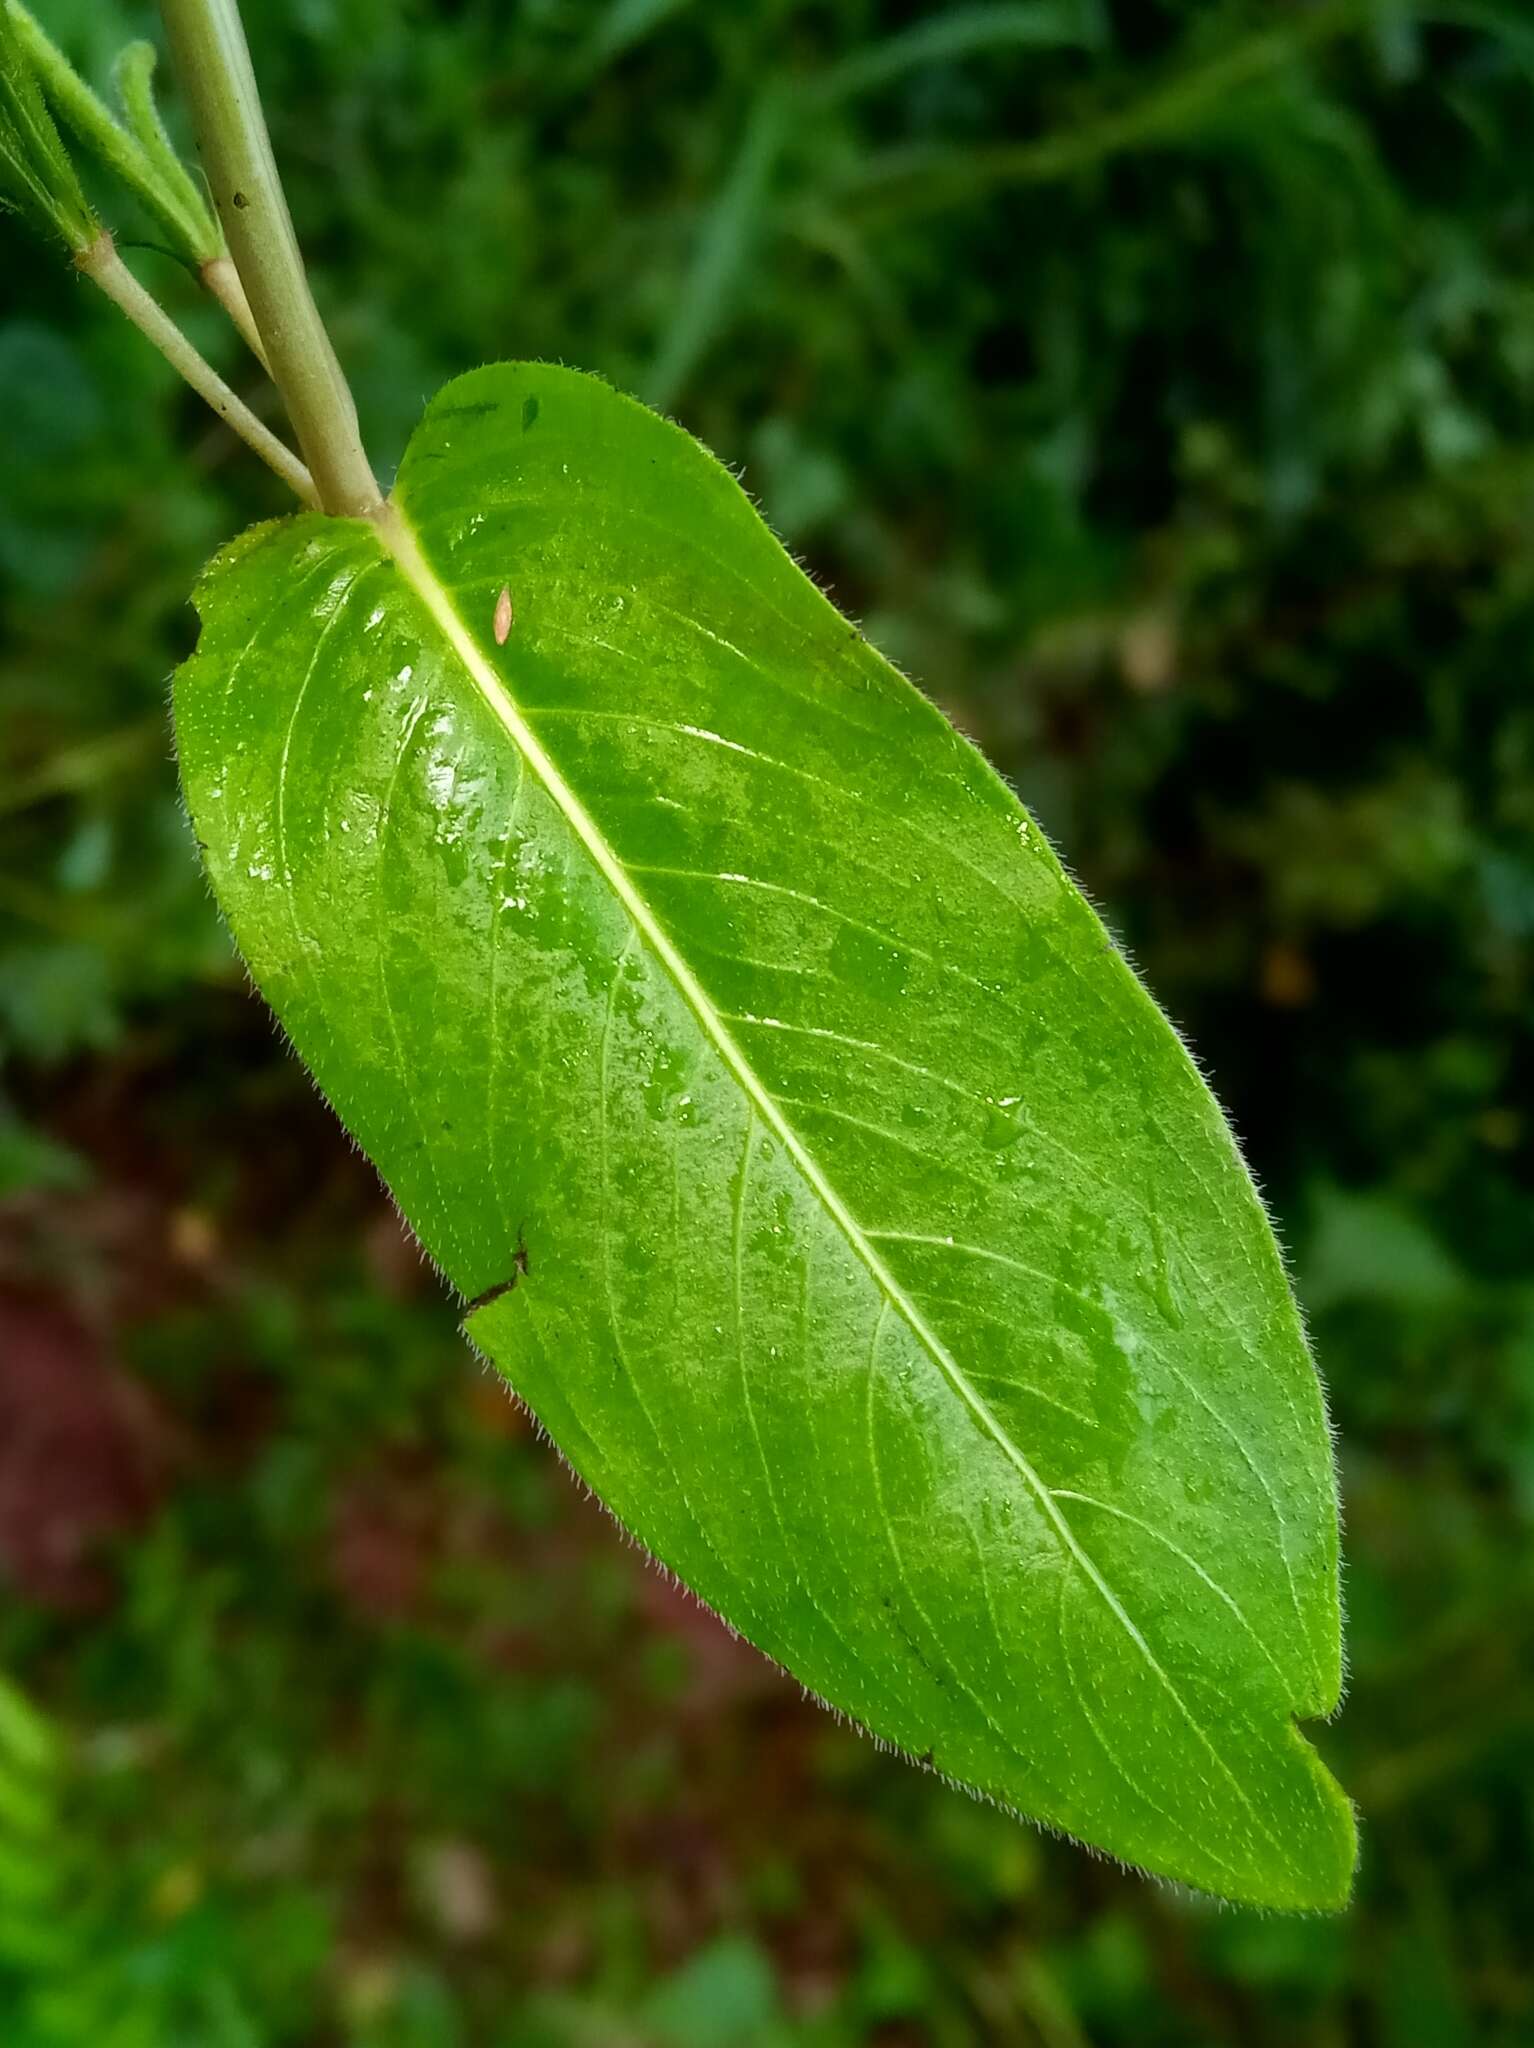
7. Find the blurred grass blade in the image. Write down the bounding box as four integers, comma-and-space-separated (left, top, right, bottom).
0, 3, 95, 249
645, 85, 788, 411
0, 1676, 73, 1983
0, 1758, 53, 1843
0, 1676, 56, 1780
832, 0, 1376, 220
578, 0, 696, 74
1419, 0, 1534, 75
0, 1676, 160, 2036
815, 0, 1105, 104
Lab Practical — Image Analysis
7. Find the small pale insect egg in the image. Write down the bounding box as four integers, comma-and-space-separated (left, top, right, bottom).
493, 586, 514, 645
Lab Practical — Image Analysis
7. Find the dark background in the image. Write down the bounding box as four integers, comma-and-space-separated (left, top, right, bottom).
2, 0, 1532, 2041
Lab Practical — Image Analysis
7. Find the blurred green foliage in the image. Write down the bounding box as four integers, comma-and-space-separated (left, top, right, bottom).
2, 0, 1532, 2040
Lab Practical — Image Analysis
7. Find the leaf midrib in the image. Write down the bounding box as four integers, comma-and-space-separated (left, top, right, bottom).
371, 496, 1285, 1831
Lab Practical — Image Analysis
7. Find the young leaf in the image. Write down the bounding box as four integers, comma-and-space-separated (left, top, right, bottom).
0, 3, 95, 251
6, 5, 220, 265
173, 363, 1355, 1909
111, 37, 222, 261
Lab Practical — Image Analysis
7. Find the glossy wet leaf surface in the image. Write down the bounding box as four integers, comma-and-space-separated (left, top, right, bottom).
173, 363, 1353, 1908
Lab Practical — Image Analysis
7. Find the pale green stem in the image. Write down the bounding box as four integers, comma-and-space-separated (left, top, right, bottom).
157, 0, 380, 516
199, 250, 268, 367
79, 232, 316, 506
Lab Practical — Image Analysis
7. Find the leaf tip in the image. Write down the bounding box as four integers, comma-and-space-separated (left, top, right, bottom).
1250, 1729, 1358, 1914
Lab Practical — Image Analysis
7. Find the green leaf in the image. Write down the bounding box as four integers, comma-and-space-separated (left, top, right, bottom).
0, 3, 96, 251
172, 362, 1354, 1909
5, 5, 220, 266
111, 39, 222, 261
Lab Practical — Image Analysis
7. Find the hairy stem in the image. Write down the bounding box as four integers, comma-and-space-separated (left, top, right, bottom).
79, 232, 316, 506
157, 0, 379, 516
